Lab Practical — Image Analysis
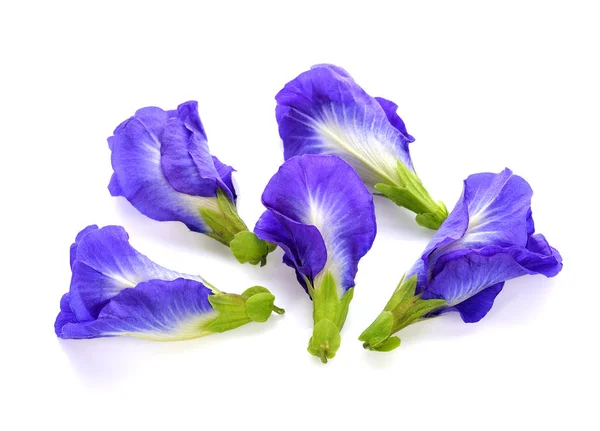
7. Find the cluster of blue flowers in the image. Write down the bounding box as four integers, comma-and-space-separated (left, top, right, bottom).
55, 64, 562, 363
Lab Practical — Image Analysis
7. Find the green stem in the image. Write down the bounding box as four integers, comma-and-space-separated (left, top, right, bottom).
271, 304, 285, 315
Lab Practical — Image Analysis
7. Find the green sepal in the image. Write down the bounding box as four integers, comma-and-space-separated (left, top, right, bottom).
200, 206, 238, 246
200, 188, 247, 246
204, 310, 252, 333
200, 189, 275, 265
337, 287, 354, 329
307, 272, 354, 363
240, 286, 272, 298
375, 162, 448, 230
266, 242, 278, 253
205, 286, 285, 333
206, 293, 250, 332
230, 231, 274, 266
359, 275, 446, 352
375, 183, 429, 215
415, 208, 448, 230
371, 336, 401, 352
208, 292, 248, 314
216, 188, 247, 230
358, 311, 394, 349
246, 292, 278, 322
308, 319, 341, 363
391, 296, 446, 333
383, 274, 417, 311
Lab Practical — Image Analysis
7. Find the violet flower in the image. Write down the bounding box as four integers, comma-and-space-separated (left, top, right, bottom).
360, 169, 563, 351
55, 225, 283, 340
108, 101, 274, 265
254, 155, 376, 362
276, 64, 447, 229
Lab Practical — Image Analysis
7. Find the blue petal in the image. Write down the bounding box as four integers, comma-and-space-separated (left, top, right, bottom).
410, 169, 562, 321
69, 224, 99, 269
255, 209, 326, 292
425, 248, 528, 306
159, 102, 235, 200
437, 283, 505, 323
159, 110, 217, 196
276, 64, 414, 189
54, 293, 78, 336
425, 237, 562, 321
108, 101, 235, 233
255, 155, 376, 293
422, 169, 535, 279
374, 97, 415, 142
59, 279, 217, 340
212, 156, 237, 201
107, 173, 123, 197
408, 195, 470, 293
424, 242, 561, 320
68, 225, 205, 322
457, 169, 533, 247
525, 234, 563, 277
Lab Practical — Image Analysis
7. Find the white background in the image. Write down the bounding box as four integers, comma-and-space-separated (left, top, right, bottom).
1, 1, 598, 430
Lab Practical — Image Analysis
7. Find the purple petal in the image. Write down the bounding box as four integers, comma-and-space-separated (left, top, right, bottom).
59, 279, 216, 340
158, 102, 236, 201
424, 248, 524, 305
54, 293, 78, 336
67, 225, 205, 322
107, 173, 123, 197
374, 97, 415, 142
437, 283, 505, 323
255, 155, 376, 292
410, 169, 562, 321
516, 235, 563, 277
459, 169, 533, 247
212, 156, 237, 202
69, 225, 99, 269
255, 209, 327, 292
409, 195, 470, 293
108, 101, 236, 233
159, 115, 218, 196
276, 64, 414, 189
422, 169, 535, 280
425, 243, 561, 319
525, 234, 563, 277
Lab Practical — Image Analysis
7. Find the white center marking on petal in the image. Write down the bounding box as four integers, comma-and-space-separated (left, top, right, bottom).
106, 274, 137, 289
317, 106, 400, 187
309, 200, 323, 227
291, 105, 402, 188
306, 196, 345, 297
119, 310, 219, 341
180, 194, 221, 213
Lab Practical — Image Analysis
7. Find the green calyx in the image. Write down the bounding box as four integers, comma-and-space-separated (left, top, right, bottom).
359, 275, 446, 352
307, 272, 354, 363
205, 286, 284, 333
375, 162, 448, 230
230, 231, 277, 267
200, 188, 276, 266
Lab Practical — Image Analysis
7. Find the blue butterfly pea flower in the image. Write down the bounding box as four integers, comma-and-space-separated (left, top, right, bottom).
360, 169, 563, 351
276, 64, 447, 229
254, 155, 376, 362
108, 101, 274, 266
55, 225, 283, 340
